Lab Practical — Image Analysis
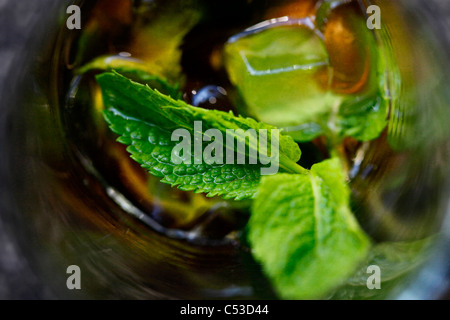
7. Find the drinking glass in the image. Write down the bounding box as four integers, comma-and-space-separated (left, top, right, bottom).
0, 0, 449, 299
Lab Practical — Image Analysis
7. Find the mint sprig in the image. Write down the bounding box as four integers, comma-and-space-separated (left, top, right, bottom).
248, 158, 370, 299
77, 55, 182, 99
97, 72, 304, 200
96, 71, 371, 299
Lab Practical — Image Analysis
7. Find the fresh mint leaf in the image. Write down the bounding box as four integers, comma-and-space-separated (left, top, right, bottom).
97, 72, 306, 200
248, 158, 370, 299
77, 55, 182, 99
330, 238, 433, 300
335, 94, 388, 141
103, 109, 259, 200
284, 91, 388, 143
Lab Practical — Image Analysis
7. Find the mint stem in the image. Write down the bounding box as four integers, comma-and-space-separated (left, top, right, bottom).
280, 154, 309, 175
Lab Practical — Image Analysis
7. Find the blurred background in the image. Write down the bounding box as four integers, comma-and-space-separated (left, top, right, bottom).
0, 0, 59, 299
1, 0, 450, 299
